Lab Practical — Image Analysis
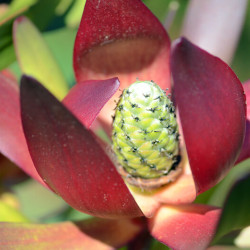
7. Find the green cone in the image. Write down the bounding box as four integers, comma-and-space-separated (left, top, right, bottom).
112, 81, 180, 180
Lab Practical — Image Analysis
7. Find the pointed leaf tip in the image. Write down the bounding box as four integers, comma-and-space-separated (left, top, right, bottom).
171, 38, 246, 194
14, 16, 69, 100
63, 77, 120, 128
20, 75, 142, 218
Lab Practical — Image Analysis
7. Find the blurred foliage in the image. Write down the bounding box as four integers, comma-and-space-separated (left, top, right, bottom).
0, 200, 29, 222
232, 2, 250, 82
213, 173, 250, 244
14, 16, 69, 99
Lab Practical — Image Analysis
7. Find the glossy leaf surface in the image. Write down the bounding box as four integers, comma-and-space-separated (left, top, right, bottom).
171, 38, 246, 194
149, 204, 221, 250
0, 217, 144, 249
0, 74, 46, 186
63, 78, 120, 128
20, 75, 142, 219
13, 16, 68, 100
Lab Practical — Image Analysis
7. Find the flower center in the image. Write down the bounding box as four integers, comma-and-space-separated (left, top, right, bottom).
112, 80, 182, 189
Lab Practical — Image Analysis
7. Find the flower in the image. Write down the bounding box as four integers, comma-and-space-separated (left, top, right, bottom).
0, 0, 249, 249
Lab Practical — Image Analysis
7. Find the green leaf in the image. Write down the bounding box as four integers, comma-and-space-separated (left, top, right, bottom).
212, 172, 250, 243
26, 0, 61, 30
0, 0, 38, 70
208, 159, 250, 207
12, 179, 68, 222
9, 27, 76, 87
13, 16, 69, 99
0, 0, 37, 24
0, 201, 29, 223
150, 238, 170, 250
56, 0, 74, 16
142, 0, 170, 22
43, 27, 76, 88
65, 0, 85, 28
0, 43, 15, 70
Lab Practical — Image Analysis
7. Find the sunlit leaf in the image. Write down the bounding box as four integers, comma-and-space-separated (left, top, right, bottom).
65, 0, 85, 28
0, 0, 37, 24
56, 0, 73, 15
13, 16, 69, 100
0, 201, 29, 223
0, 0, 37, 70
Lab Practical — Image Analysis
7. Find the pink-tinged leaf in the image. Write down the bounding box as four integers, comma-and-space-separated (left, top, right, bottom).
237, 80, 250, 163
129, 174, 196, 218
171, 38, 246, 194
0, 217, 145, 249
0, 69, 17, 82
148, 204, 221, 250
74, 0, 170, 89
73, 0, 171, 126
63, 78, 120, 128
20, 75, 142, 219
0, 74, 47, 187
181, 0, 247, 64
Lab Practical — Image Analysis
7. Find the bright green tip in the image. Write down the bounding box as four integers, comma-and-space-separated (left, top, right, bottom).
112, 80, 180, 180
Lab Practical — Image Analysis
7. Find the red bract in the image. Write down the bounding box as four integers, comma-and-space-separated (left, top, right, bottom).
0, 0, 248, 249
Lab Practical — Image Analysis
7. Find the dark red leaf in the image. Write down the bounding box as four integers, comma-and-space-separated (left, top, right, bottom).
0, 74, 47, 187
171, 38, 246, 194
20, 75, 142, 219
236, 80, 250, 163
73, 0, 171, 90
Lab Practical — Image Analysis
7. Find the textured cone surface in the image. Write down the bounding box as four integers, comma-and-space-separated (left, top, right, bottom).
112, 81, 179, 179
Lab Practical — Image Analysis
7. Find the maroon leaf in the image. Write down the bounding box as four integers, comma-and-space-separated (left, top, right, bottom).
73, 0, 171, 90
20, 75, 142, 219
148, 204, 221, 250
0, 217, 145, 249
63, 78, 119, 128
237, 80, 250, 163
171, 38, 246, 194
0, 73, 47, 187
